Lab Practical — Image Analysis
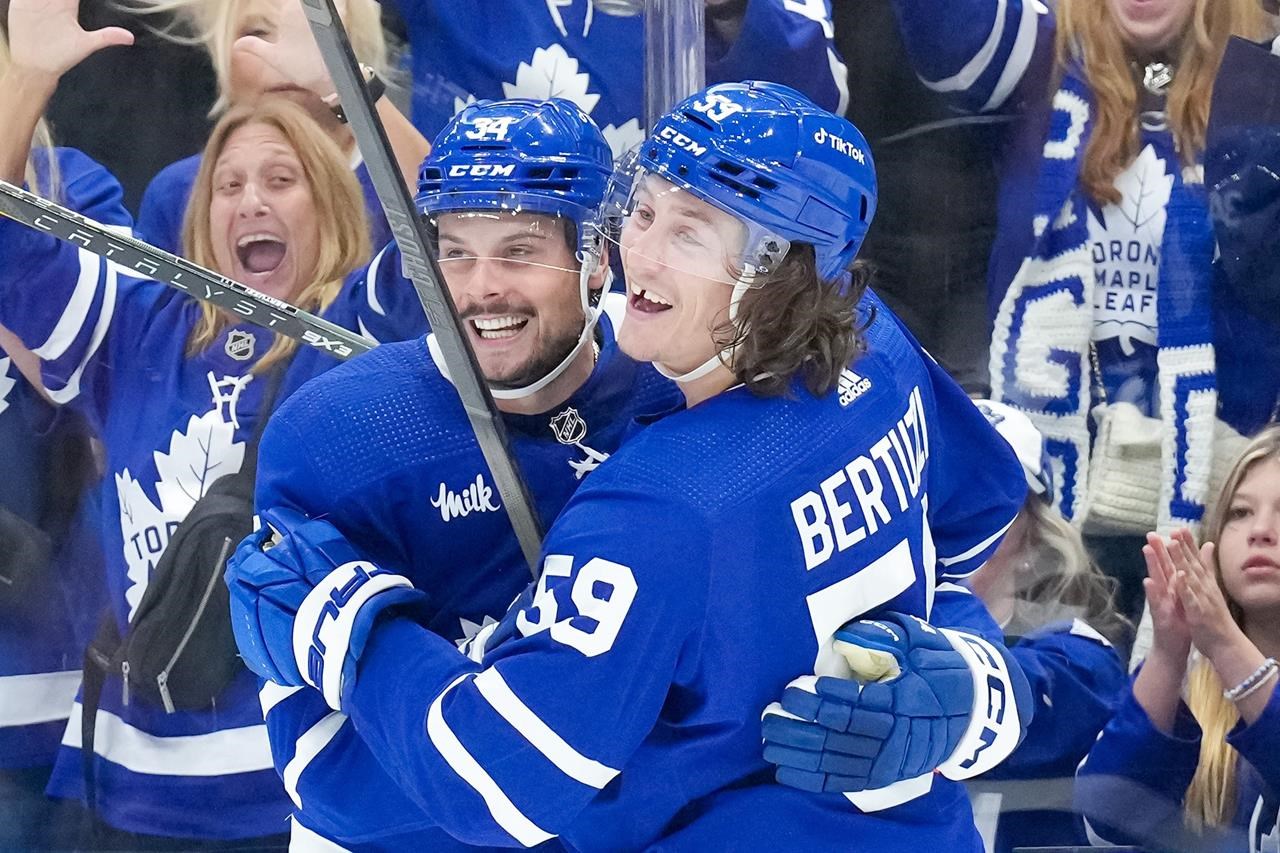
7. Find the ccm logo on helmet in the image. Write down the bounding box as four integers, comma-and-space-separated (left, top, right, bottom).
658, 126, 707, 157
813, 128, 867, 165
448, 164, 517, 178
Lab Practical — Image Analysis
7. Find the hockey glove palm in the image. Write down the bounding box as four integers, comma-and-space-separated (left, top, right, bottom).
226, 508, 427, 710
761, 613, 975, 793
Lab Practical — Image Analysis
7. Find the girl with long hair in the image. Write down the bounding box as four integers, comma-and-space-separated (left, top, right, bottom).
0, 0, 427, 844
963, 400, 1130, 853
890, 0, 1276, 625
126, 0, 426, 253
1076, 425, 1280, 852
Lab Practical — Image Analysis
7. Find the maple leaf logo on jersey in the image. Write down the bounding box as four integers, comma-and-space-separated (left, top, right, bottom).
1087, 144, 1172, 356
503, 44, 600, 115
116, 373, 249, 619
601, 119, 645, 159
0, 357, 15, 416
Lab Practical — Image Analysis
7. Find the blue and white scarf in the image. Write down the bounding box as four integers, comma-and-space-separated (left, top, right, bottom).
990, 66, 1218, 534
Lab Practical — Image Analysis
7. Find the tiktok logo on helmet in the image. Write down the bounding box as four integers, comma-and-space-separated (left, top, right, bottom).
813, 127, 867, 165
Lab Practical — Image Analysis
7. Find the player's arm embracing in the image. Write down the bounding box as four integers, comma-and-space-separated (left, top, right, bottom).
339, 483, 707, 847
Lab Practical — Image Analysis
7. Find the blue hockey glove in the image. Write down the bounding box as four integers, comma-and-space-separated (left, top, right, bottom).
761, 613, 975, 793
226, 508, 427, 711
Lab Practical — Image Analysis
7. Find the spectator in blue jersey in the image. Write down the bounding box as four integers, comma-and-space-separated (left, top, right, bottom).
959, 400, 1129, 853
0, 0, 428, 844
379, 0, 847, 156
1076, 425, 1280, 853
226, 81, 1031, 851
126, 0, 427, 253
0, 17, 114, 851
888, 0, 1274, 627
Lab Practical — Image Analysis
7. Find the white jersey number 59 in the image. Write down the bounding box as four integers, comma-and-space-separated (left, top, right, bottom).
517, 555, 638, 657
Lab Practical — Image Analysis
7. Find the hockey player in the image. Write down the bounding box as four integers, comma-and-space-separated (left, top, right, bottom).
227, 82, 1029, 851
0, 0, 429, 842
248, 96, 683, 849
382, 0, 848, 155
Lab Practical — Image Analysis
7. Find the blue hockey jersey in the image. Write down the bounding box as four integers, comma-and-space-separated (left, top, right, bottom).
135, 152, 392, 255
253, 314, 682, 848
968, 619, 1127, 853
1076, 672, 1280, 853
279, 294, 1025, 850
0, 153, 427, 838
384, 0, 848, 155
0, 150, 124, 770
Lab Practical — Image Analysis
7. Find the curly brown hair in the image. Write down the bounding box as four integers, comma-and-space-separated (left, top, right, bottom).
714, 245, 871, 398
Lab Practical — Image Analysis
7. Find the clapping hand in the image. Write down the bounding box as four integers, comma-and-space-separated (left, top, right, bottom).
1142, 531, 1193, 660
232, 0, 349, 101
1165, 528, 1245, 662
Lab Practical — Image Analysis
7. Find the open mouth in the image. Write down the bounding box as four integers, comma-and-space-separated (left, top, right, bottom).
627, 281, 672, 314
470, 315, 530, 341
236, 233, 288, 276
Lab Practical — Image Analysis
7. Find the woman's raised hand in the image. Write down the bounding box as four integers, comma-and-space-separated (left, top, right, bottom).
1143, 531, 1193, 660
1167, 528, 1245, 663
7, 0, 133, 81
232, 0, 348, 101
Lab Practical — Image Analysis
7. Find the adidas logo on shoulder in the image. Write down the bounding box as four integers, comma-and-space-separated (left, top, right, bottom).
838, 369, 872, 407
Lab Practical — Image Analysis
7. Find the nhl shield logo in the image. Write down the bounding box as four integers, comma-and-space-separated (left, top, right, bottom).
225, 330, 256, 362
550, 407, 588, 445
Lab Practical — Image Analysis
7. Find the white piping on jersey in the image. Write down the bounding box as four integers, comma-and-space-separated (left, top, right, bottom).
0, 670, 80, 727
284, 711, 349, 810
936, 513, 1017, 574
473, 668, 620, 789
61, 702, 274, 777
428, 672, 556, 847
918, 0, 1042, 110
828, 47, 850, 116
258, 682, 303, 717
34, 248, 101, 362
982, 0, 1043, 112
44, 256, 117, 405
364, 244, 390, 318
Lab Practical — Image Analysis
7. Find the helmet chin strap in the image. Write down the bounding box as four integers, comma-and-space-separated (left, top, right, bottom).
488, 253, 604, 401
654, 275, 753, 385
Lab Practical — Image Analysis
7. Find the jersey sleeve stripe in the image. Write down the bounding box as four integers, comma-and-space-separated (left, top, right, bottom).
918, 0, 1009, 94
43, 263, 116, 405
32, 248, 104, 362
936, 515, 1016, 568
427, 673, 556, 848
259, 682, 304, 717
283, 711, 348, 810
364, 245, 390, 317
473, 668, 621, 790
981, 0, 1043, 111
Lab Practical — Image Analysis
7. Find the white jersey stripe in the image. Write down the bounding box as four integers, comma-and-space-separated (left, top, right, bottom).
473, 668, 620, 790
61, 702, 274, 776
259, 682, 304, 717
981, 0, 1043, 111
920, 0, 1007, 94
937, 514, 1016, 568
44, 260, 117, 405
33, 248, 102, 362
427, 673, 555, 848
284, 711, 348, 810
364, 245, 390, 318
0, 670, 80, 727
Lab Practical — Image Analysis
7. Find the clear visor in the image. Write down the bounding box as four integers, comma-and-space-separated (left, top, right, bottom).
426, 197, 597, 284
596, 159, 789, 287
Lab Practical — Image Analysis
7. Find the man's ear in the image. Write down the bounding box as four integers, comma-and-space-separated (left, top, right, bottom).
587, 242, 612, 292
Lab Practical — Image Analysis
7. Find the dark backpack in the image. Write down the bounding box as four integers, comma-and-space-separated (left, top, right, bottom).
81, 364, 288, 811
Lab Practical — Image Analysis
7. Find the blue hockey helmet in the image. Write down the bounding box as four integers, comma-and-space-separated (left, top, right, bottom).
416, 98, 613, 256
622, 81, 877, 281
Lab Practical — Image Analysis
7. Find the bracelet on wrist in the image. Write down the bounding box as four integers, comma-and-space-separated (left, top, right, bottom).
322, 64, 386, 124
1223, 657, 1279, 703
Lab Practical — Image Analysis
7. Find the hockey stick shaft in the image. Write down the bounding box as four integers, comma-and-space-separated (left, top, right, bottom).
298, 0, 545, 578
0, 180, 373, 361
